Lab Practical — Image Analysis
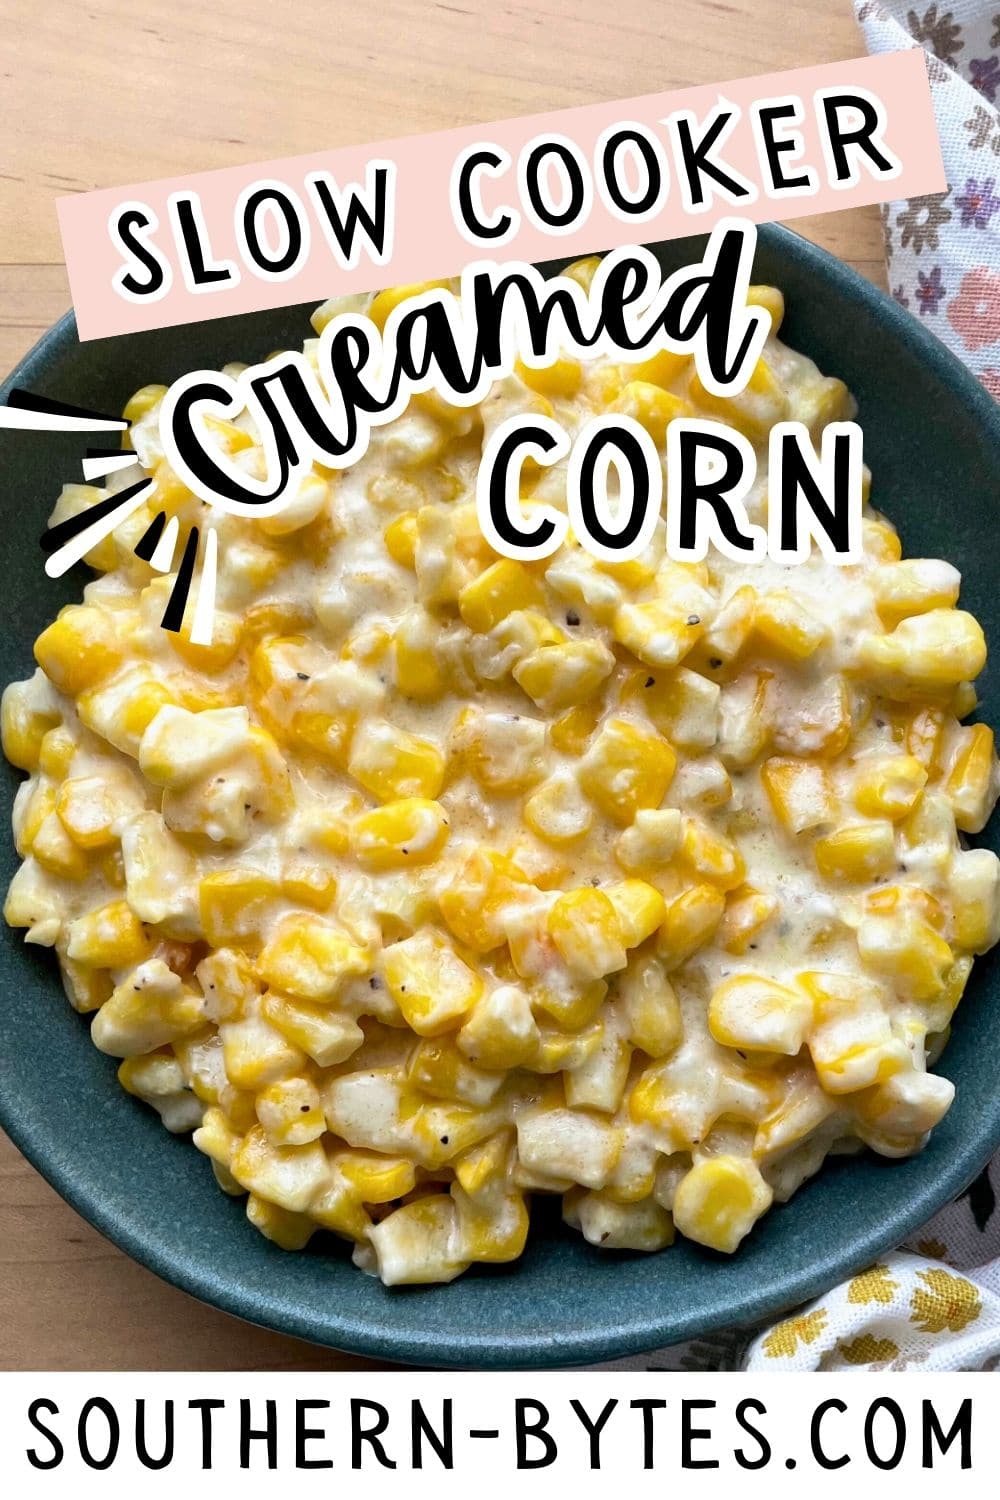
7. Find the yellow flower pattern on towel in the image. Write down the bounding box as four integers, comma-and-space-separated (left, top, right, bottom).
745, 1250, 998, 1371
847, 1263, 899, 1305
836, 1334, 900, 1365
761, 1309, 828, 1359
910, 1268, 982, 1334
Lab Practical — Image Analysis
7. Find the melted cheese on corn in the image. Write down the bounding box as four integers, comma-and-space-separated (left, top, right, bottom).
4, 265, 1000, 1283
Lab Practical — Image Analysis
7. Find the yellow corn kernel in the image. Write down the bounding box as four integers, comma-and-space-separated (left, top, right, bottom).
639, 667, 719, 751
31, 809, 88, 880
256, 1075, 326, 1146
813, 822, 896, 883
561, 255, 602, 293
262, 991, 363, 1066
689, 357, 789, 443
454, 1130, 512, 1197
618, 953, 682, 1058
230, 1125, 330, 1214
578, 718, 676, 826
656, 883, 725, 969
16, 782, 55, 857
194, 947, 258, 1024
614, 807, 682, 873
548, 888, 628, 981
350, 797, 449, 870
246, 1195, 315, 1251
761, 757, 834, 835
857, 910, 954, 1002
454, 1183, 530, 1263
331, 1151, 415, 1205
383, 929, 483, 1035
439, 850, 528, 953
798, 970, 905, 1094
532, 973, 608, 1031
672, 1155, 773, 1253
512, 639, 615, 714
945, 723, 997, 833
368, 280, 451, 331
123, 383, 167, 428
694, 584, 756, 668
407, 1037, 503, 1107
709, 973, 812, 1055
347, 720, 445, 801
717, 886, 778, 955
1, 684, 59, 772
366, 1194, 470, 1284
280, 861, 336, 912
950, 848, 1000, 954
853, 754, 928, 820
515, 354, 582, 399
192, 1105, 243, 1171
870, 559, 960, 627
458, 984, 540, 1069
94, 676, 177, 754
677, 815, 746, 890
458, 559, 544, 632
609, 380, 693, 445
605, 879, 667, 948
221, 1009, 307, 1090
198, 869, 278, 947
61, 958, 113, 1015
523, 771, 593, 844
850, 1070, 955, 1151
530, 1021, 604, 1075
256, 915, 370, 1002
549, 700, 603, 755
747, 283, 784, 330
752, 591, 829, 661
91, 961, 203, 1056
65, 900, 149, 968
383, 510, 418, 568
34, 605, 122, 696
55, 776, 123, 850
797, 376, 855, 440
622, 347, 690, 390
168, 608, 243, 675
392, 614, 446, 701
612, 601, 704, 671
862, 515, 901, 560
37, 724, 77, 780
858, 610, 987, 697
455, 708, 546, 792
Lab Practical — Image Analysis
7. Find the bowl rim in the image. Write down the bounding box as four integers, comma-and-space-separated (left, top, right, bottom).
3, 221, 1000, 1369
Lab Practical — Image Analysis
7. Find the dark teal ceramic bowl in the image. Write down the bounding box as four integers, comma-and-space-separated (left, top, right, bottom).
2, 225, 999, 1368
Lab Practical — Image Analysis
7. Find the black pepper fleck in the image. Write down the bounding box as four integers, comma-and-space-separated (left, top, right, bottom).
687, 614, 701, 626
566, 610, 580, 627
709, 657, 723, 670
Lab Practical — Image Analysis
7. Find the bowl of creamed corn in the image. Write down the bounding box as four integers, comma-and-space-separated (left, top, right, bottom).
2, 225, 1000, 1367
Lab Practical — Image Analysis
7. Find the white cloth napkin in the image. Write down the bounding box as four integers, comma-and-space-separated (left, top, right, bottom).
600, 1, 1000, 1372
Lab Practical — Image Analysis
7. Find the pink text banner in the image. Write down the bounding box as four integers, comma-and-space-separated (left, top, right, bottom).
58, 49, 942, 341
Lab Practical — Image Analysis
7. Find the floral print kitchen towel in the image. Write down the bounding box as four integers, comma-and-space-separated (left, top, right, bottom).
860, 0, 1000, 392
601, 4, 1000, 1374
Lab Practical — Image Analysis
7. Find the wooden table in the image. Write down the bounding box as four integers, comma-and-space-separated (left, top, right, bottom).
1, 0, 886, 1370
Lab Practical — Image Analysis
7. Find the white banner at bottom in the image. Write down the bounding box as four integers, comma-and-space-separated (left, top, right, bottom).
0, 1371, 993, 1496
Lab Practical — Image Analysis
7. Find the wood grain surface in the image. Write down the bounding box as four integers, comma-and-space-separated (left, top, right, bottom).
0, 0, 886, 1370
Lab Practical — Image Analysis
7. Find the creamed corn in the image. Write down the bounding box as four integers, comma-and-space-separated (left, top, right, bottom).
4, 266, 999, 1283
